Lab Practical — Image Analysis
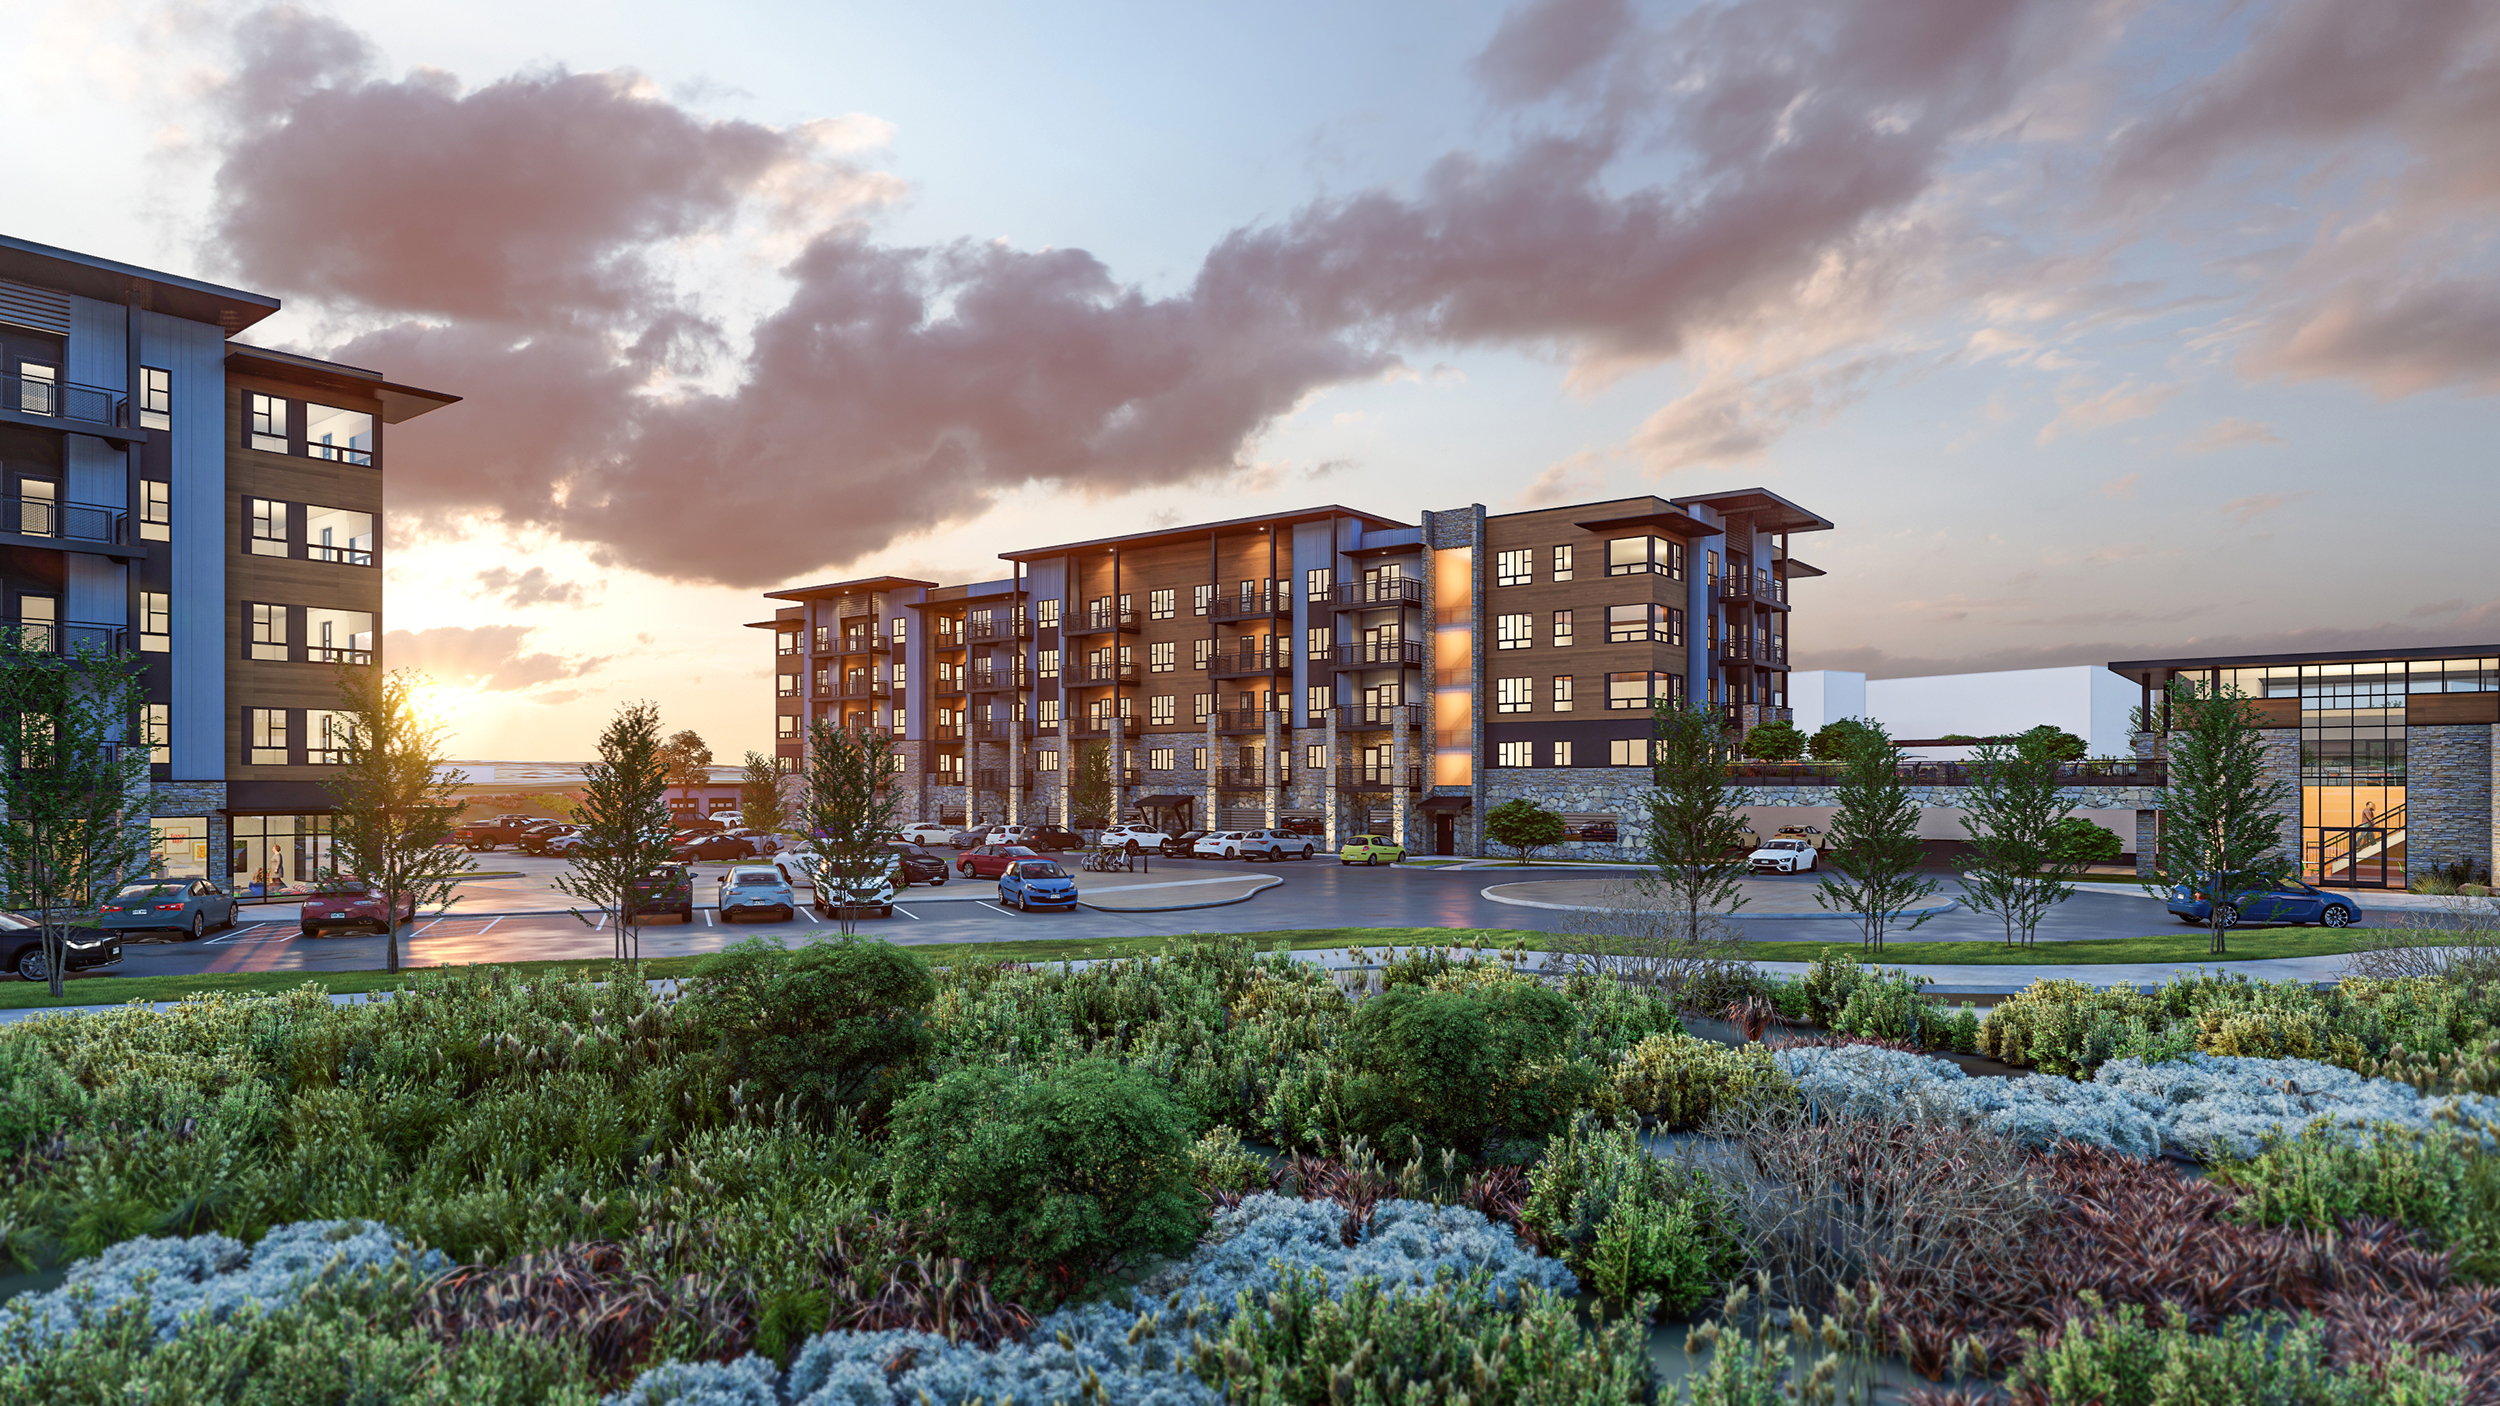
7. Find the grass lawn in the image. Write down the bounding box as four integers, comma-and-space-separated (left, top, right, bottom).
0, 923, 2360, 1010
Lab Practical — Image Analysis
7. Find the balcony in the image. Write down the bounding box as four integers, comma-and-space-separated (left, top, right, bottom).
1210, 587, 1289, 622
0, 495, 137, 559
1080, 660, 1140, 685
970, 717, 1033, 741
305, 645, 375, 665
1726, 758, 2169, 787
4, 620, 127, 656
1069, 607, 1140, 635
929, 722, 964, 741
966, 616, 1030, 643
1719, 575, 1789, 609
839, 677, 891, 699
1, 371, 142, 445
1067, 718, 1111, 739
1715, 637, 1753, 664
1338, 703, 1413, 729
838, 633, 887, 655
1338, 764, 1420, 792
1210, 644, 1278, 678
1764, 638, 1788, 669
968, 662, 1029, 691
1332, 639, 1422, 671
932, 672, 968, 696
1212, 709, 1281, 734
1215, 766, 1291, 790
1321, 579, 1422, 612
971, 768, 1034, 790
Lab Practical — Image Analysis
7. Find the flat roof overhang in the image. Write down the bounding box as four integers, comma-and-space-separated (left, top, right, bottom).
764, 576, 938, 603
743, 619, 799, 631
2107, 643, 2500, 684
1576, 508, 1723, 539
0, 233, 281, 333
1668, 487, 1834, 534
1000, 504, 1408, 562
226, 345, 460, 423
1779, 557, 1827, 578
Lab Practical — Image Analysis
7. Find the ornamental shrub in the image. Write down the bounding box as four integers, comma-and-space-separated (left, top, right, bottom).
2006, 1297, 2467, 1406
2211, 1122, 2500, 1282
1188, 1124, 1270, 1200
2049, 815, 2124, 865
677, 936, 936, 1124
1338, 982, 1594, 1157
1522, 1116, 1738, 1317
882, 1057, 1202, 1302
1980, 979, 2161, 1076
1611, 1034, 1794, 1130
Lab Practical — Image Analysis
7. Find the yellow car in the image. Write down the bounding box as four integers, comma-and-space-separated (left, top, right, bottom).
1339, 834, 1407, 866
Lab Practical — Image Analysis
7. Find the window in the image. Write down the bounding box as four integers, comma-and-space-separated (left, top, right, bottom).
890, 614, 909, 645
305, 404, 374, 464
140, 592, 170, 652
306, 710, 351, 764
1037, 649, 1059, 679
249, 604, 288, 661
1553, 675, 1574, 712
1117, 644, 1134, 672
248, 498, 287, 556
1606, 536, 1683, 578
248, 708, 288, 765
1035, 599, 1059, 630
1193, 638, 1213, 670
1495, 548, 1532, 586
1038, 698, 1060, 726
1193, 692, 1213, 723
140, 480, 170, 542
1607, 603, 1679, 644
305, 506, 374, 565
248, 394, 287, 452
813, 667, 832, 694
1193, 583, 1213, 616
1039, 749, 1061, 772
1552, 610, 1574, 647
1610, 737, 1650, 766
1607, 671, 1672, 710
1150, 747, 1176, 771
776, 715, 798, 740
139, 367, 171, 430
15, 363, 54, 416
1118, 593, 1133, 619
1149, 588, 1175, 620
1495, 613, 1533, 650
1306, 567, 1332, 600
1150, 640, 1175, 672
144, 703, 169, 763
1707, 550, 1720, 582
1552, 545, 1574, 581
780, 673, 800, 699
1307, 626, 1332, 659
1307, 684, 1330, 718
1496, 676, 1534, 714
305, 609, 373, 666
1553, 739, 1574, 766
892, 661, 907, 689
1117, 695, 1134, 720
1150, 694, 1176, 725
1496, 740, 1532, 767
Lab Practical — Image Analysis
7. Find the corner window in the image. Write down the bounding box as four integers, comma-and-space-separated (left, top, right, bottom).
1495, 548, 1532, 587
1607, 671, 1673, 710
1606, 536, 1682, 578
305, 506, 375, 565
776, 715, 798, 740
304, 404, 374, 465
306, 609, 374, 664
306, 709, 352, 764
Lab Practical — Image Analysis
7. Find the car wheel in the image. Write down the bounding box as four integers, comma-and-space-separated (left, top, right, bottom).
299, 925, 317, 939
2322, 905, 2355, 928
680, 905, 694, 921
189, 912, 206, 940
14, 947, 47, 982
2218, 903, 2241, 929
1127, 840, 1141, 855
878, 906, 892, 919
1367, 854, 1380, 867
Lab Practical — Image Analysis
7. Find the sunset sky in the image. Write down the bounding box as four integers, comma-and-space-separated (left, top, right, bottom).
7, 0, 2494, 760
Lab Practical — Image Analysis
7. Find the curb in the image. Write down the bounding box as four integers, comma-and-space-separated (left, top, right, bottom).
1477, 883, 1959, 921
1081, 876, 1283, 913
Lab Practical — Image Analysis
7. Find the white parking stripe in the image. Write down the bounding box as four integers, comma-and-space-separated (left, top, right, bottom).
702, 908, 713, 926
891, 905, 920, 919
978, 902, 1017, 916
477, 917, 502, 936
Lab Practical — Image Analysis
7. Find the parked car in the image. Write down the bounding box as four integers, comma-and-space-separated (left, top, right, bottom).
716, 866, 798, 923
626, 865, 695, 922
298, 879, 417, 937
671, 832, 752, 862
1747, 837, 1819, 874
722, 828, 782, 856
998, 858, 1079, 912
1773, 824, 1827, 852
2167, 878, 2359, 929
1278, 816, 1326, 837
2, 911, 120, 983
1339, 835, 1406, 866
543, 832, 590, 857
519, 824, 580, 856
451, 820, 523, 851
981, 824, 1033, 846
897, 822, 957, 847
1238, 828, 1318, 862
1097, 822, 1170, 854
1193, 831, 1248, 860
1023, 826, 1087, 852
98, 877, 239, 938
881, 841, 950, 886
674, 815, 729, 832
818, 855, 900, 918
946, 828, 989, 850
957, 844, 1041, 878
1162, 829, 1210, 858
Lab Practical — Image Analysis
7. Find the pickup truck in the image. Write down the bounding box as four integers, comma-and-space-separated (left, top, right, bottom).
451, 815, 544, 852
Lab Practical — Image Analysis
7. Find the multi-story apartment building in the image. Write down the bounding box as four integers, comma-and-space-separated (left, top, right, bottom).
0, 234, 454, 890
755, 489, 1832, 857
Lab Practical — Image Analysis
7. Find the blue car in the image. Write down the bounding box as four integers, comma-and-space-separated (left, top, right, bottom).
2166, 878, 2359, 929
998, 858, 1079, 912
99, 877, 240, 939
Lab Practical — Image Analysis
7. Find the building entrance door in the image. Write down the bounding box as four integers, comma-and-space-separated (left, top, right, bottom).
1432, 812, 1455, 856
2317, 826, 2392, 888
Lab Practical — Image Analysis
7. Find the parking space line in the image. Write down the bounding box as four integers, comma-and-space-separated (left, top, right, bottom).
701, 908, 713, 927
978, 902, 1016, 916
891, 904, 920, 919
477, 917, 501, 936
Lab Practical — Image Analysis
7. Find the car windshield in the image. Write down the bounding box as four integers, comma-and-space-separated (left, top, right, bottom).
1017, 862, 1069, 880
1003, 846, 1037, 856
729, 871, 779, 887
1767, 841, 1802, 851
116, 882, 181, 899
311, 880, 372, 894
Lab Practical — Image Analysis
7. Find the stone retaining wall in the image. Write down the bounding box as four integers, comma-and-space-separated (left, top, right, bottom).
2408, 723, 2495, 884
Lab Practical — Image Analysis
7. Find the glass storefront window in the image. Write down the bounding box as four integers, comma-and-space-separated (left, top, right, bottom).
230, 814, 337, 896
150, 817, 209, 879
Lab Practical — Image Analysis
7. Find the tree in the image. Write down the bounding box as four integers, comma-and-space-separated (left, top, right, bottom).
1808, 718, 1881, 761
2019, 724, 2089, 762
1484, 797, 1566, 865
737, 750, 791, 834
2051, 817, 2124, 866
0, 637, 155, 997
1742, 719, 1806, 761
2141, 678, 2293, 957
1639, 700, 1754, 938
800, 718, 901, 936
1072, 740, 1112, 831
1814, 718, 1940, 952
322, 667, 474, 974
1958, 732, 2082, 949
558, 702, 676, 961
657, 728, 713, 824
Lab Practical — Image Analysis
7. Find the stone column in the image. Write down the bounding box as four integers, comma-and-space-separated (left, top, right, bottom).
2134, 810, 2160, 880
2407, 723, 2493, 887
1110, 715, 1126, 828
1323, 709, 1339, 849
1204, 713, 1219, 833
1389, 706, 1409, 849
1263, 708, 1280, 827
1006, 713, 1022, 826
2259, 728, 2302, 870
1057, 709, 1072, 829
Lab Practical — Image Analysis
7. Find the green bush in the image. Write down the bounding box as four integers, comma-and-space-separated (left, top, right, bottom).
2008, 1297, 2466, 1405
882, 1057, 1202, 1302
1742, 720, 1805, 762
1195, 1263, 1655, 1404
1792, 950, 1943, 1045
1980, 978, 2161, 1076
1484, 797, 1567, 864
1339, 981, 1593, 1157
678, 936, 935, 1123
1807, 719, 1881, 762
2212, 1123, 2500, 1282
1611, 1035, 1793, 1130
1523, 1116, 1738, 1317
2051, 816, 2124, 866
1189, 1123, 1270, 1199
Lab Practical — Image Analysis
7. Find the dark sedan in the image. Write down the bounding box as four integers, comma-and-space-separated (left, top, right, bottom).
670, 832, 752, 862
2167, 878, 2360, 929
1162, 829, 1210, 858
1023, 826, 1086, 852
880, 841, 951, 886
947, 828, 988, 850
957, 844, 1041, 879
3, 912, 121, 983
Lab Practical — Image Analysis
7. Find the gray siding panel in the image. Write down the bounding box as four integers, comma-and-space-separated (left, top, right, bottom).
65, 294, 128, 391
0, 279, 72, 336
142, 310, 228, 781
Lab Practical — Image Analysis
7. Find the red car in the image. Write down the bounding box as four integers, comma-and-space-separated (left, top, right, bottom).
299, 879, 418, 937
956, 844, 1040, 878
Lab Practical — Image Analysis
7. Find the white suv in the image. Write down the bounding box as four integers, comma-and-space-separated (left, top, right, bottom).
1098, 823, 1169, 853
897, 822, 955, 847
1237, 829, 1318, 862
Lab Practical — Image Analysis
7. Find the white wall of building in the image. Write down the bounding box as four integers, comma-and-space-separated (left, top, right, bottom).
1788, 670, 1865, 734
1791, 665, 2136, 757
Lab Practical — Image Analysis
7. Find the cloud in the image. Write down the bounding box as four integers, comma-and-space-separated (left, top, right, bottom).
2246, 281, 2500, 397
2179, 418, 2284, 453
2036, 380, 2182, 445
2096, 473, 2141, 499
2219, 491, 2314, 524
1636, 359, 1894, 471
1517, 449, 1612, 507
382, 624, 608, 691
475, 566, 591, 608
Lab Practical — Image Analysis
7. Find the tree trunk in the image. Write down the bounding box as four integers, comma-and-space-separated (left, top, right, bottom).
386, 913, 401, 973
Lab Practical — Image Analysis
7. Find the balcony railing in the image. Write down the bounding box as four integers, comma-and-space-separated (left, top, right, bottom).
1334, 639, 1422, 670
929, 723, 964, 741
969, 662, 1029, 690
1210, 587, 1289, 622
1321, 579, 1423, 611
3, 620, 127, 656
1081, 660, 1140, 684
3, 372, 127, 429
1337, 764, 1420, 792
1210, 644, 1277, 678
1726, 705, 1794, 727
305, 645, 374, 665
1720, 576, 1789, 608
1339, 703, 1413, 729
1212, 709, 1281, 733
1716, 637, 1753, 664
970, 718, 1033, 741
971, 768, 1034, 790
966, 617, 1030, 643
2, 495, 127, 547
932, 673, 968, 695
840, 677, 891, 699
1215, 766, 1291, 789
1724, 758, 2169, 787
1764, 638, 1788, 667
1070, 607, 1140, 634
